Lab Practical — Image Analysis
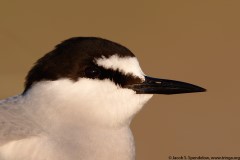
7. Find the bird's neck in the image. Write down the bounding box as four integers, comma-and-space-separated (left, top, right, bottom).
50, 124, 136, 160
20, 94, 136, 160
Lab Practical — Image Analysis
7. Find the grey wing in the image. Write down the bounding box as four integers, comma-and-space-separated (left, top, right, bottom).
0, 96, 41, 145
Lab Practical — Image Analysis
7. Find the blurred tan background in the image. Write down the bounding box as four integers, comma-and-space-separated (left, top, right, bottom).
0, 1, 240, 159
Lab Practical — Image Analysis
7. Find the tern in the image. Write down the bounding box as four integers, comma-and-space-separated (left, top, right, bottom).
0, 37, 206, 160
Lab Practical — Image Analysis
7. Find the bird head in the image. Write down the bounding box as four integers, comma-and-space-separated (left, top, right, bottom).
23, 37, 205, 128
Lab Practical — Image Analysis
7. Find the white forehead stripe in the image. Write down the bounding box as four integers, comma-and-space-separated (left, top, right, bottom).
95, 55, 145, 79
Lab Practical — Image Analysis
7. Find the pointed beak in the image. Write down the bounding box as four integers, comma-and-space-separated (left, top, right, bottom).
127, 76, 206, 94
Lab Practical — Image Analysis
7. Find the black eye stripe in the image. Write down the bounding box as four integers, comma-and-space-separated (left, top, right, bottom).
23, 64, 142, 95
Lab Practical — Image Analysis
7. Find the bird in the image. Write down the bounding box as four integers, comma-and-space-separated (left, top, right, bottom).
0, 37, 206, 160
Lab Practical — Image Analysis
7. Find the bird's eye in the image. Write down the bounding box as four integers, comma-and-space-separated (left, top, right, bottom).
85, 66, 101, 78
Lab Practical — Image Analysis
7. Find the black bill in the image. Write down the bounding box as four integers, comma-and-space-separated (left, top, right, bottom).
127, 76, 206, 94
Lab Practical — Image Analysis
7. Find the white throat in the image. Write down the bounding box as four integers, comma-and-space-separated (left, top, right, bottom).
24, 78, 152, 128
18, 78, 152, 160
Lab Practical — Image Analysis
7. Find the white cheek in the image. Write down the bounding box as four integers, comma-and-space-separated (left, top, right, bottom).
24, 78, 152, 127
74, 79, 153, 126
